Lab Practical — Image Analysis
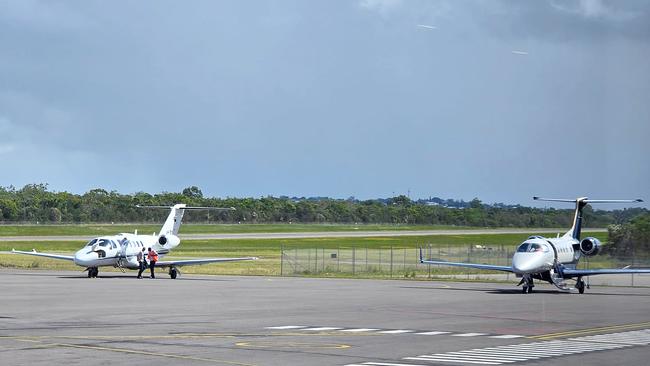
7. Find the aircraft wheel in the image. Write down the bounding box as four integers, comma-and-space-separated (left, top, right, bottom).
87, 269, 93, 278
527, 286, 533, 294
577, 280, 585, 294
522, 285, 528, 294
169, 268, 178, 279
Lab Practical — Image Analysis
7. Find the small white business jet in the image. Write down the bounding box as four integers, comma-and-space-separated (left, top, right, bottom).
12, 204, 258, 279
420, 197, 650, 293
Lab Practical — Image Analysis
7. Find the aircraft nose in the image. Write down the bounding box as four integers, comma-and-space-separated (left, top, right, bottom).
74, 249, 92, 266
513, 253, 542, 273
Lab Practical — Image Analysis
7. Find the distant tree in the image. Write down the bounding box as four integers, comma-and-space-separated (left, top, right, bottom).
49, 207, 62, 223
0, 199, 18, 220
182, 186, 203, 198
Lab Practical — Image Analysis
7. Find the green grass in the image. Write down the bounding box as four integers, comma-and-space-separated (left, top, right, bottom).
0, 223, 518, 236
0, 231, 609, 277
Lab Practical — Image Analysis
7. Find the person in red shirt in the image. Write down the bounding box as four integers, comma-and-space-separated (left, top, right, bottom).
147, 247, 159, 279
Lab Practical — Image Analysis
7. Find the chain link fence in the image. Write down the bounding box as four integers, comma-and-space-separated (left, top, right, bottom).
280, 245, 650, 287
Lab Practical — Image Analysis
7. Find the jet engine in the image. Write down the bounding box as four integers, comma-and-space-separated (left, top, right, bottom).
579, 237, 602, 256
158, 234, 180, 248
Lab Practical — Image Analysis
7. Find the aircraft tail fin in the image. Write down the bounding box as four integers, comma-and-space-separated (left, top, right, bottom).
533, 197, 643, 240
136, 205, 235, 236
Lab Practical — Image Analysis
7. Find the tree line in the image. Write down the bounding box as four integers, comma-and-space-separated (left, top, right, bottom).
0, 184, 646, 228
605, 213, 650, 258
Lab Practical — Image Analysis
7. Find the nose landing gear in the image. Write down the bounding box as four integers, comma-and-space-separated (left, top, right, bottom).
521, 275, 534, 294
87, 267, 99, 278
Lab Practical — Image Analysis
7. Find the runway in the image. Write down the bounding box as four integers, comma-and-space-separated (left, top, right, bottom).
0, 228, 606, 242
1, 269, 648, 366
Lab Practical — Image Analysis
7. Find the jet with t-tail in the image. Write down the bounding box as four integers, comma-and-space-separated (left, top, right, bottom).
12, 204, 257, 279
420, 197, 649, 293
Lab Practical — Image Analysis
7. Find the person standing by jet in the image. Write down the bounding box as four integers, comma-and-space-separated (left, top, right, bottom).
147, 247, 158, 279
136, 248, 146, 279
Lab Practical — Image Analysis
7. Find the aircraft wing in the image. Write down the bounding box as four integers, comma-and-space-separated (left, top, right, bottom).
419, 248, 513, 272
11, 249, 75, 261
563, 267, 650, 277
420, 259, 515, 273
156, 257, 258, 267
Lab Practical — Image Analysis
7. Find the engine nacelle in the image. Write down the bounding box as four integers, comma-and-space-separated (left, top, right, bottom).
158, 234, 180, 248
580, 237, 602, 256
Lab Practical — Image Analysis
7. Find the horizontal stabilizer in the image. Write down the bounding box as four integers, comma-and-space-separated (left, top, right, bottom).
136, 205, 235, 210
533, 197, 643, 204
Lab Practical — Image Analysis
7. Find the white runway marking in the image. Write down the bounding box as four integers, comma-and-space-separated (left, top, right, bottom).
346, 329, 650, 365
415, 331, 451, 335
452, 333, 488, 337
379, 330, 414, 334
340, 328, 380, 333
267, 325, 524, 338
265, 325, 306, 329
299, 327, 342, 331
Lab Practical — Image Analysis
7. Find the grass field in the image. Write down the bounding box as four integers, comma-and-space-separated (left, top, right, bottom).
0, 231, 609, 277
0, 223, 521, 236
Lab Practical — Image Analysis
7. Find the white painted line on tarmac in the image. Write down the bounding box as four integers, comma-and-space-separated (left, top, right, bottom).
364, 362, 433, 366
300, 327, 342, 331
406, 357, 501, 365
452, 333, 488, 337
265, 325, 307, 329
489, 334, 525, 339
340, 328, 380, 333
414, 331, 451, 335
379, 330, 414, 334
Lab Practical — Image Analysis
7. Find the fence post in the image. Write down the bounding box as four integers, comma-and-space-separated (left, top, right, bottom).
467, 246, 470, 280
337, 246, 340, 272
428, 244, 432, 278
365, 247, 368, 272
353, 247, 356, 276
390, 246, 393, 278
280, 244, 283, 276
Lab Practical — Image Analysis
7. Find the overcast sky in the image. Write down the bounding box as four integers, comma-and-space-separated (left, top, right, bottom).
0, 0, 648, 207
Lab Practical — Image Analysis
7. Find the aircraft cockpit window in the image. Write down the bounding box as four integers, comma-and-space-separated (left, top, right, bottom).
85, 239, 98, 247
97, 239, 111, 247
517, 243, 549, 253
528, 243, 548, 253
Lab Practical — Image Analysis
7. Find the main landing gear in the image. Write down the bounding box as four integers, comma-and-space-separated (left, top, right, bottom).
576, 277, 586, 294
87, 267, 99, 278
169, 267, 179, 279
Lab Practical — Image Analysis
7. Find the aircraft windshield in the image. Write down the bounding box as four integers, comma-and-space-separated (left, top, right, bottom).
85, 239, 98, 247
97, 239, 112, 247
516, 243, 549, 253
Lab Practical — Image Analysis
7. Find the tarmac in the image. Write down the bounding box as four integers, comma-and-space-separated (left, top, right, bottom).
1, 269, 649, 366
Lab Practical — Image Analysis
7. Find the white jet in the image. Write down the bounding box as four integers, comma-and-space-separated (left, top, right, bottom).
420, 197, 650, 293
12, 204, 258, 279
